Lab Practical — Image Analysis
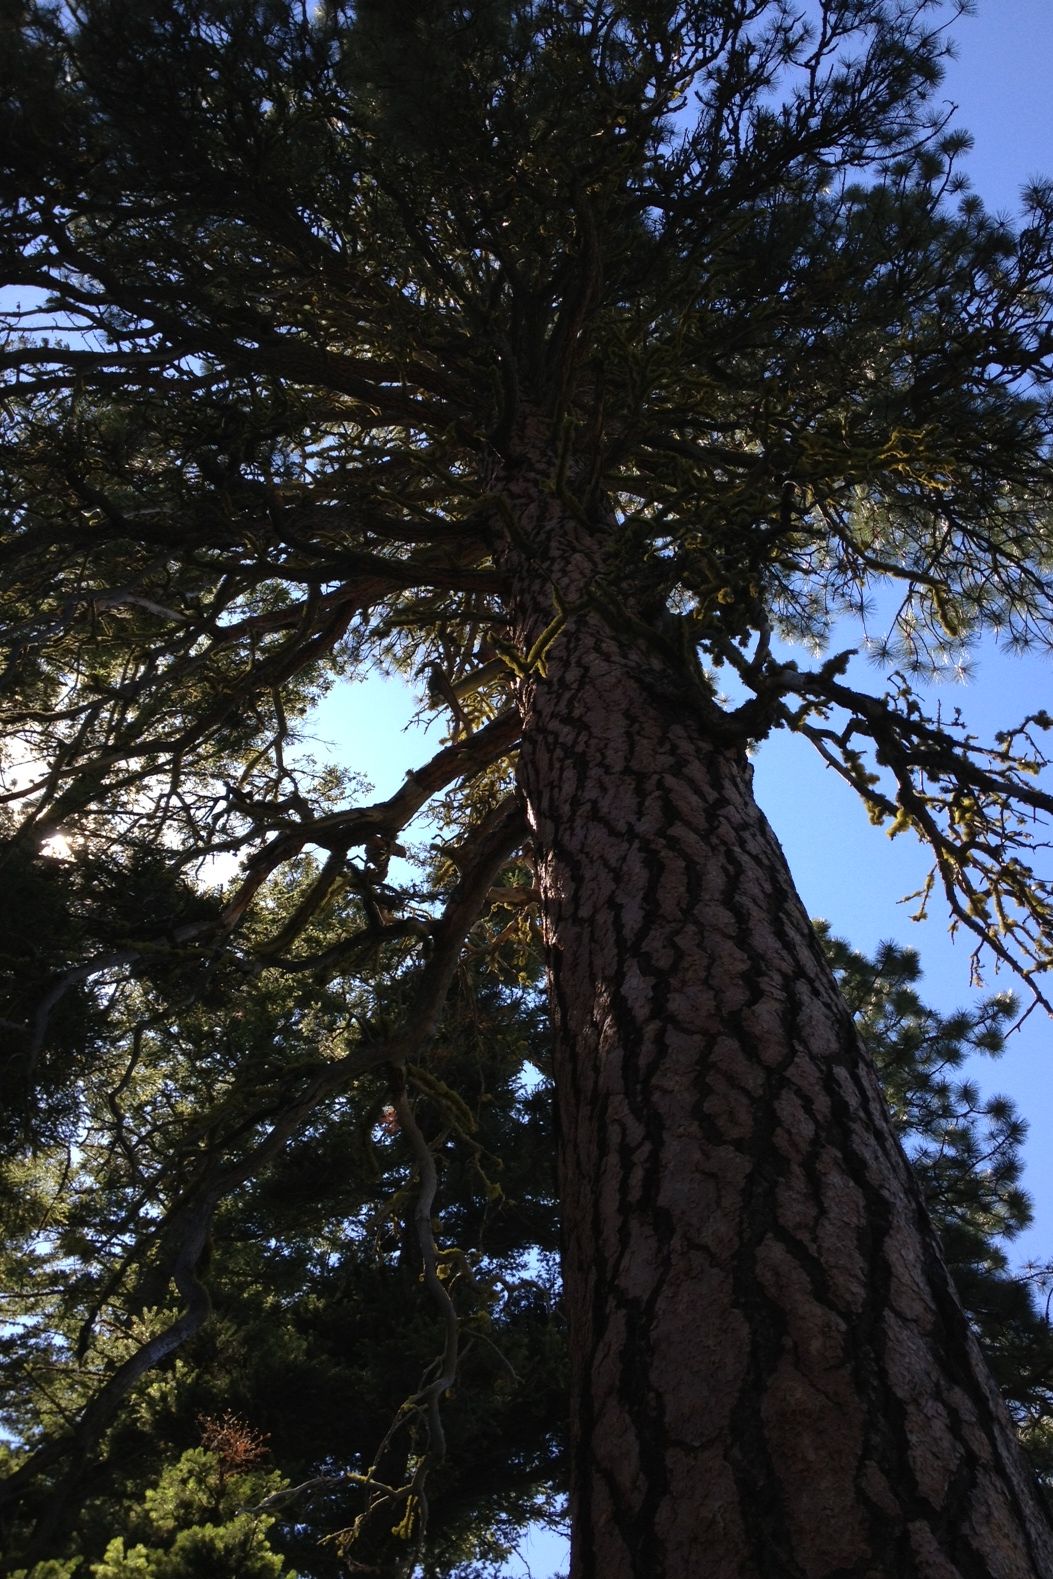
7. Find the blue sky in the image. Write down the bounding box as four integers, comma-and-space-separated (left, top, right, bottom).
309, 9, 1053, 1573
939, 0, 1052, 206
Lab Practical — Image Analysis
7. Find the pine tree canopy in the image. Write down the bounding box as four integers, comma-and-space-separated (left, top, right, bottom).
2, 1, 1053, 1575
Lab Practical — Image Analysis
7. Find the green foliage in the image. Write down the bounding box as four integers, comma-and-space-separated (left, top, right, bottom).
85, 1445, 290, 1579
2, 905, 1050, 1574
0, 855, 564, 1574
823, 927, 1053, 1441
6, 1438, 291, 1578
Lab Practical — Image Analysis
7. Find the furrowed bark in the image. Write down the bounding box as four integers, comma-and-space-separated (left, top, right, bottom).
498, 447, 1053, 1579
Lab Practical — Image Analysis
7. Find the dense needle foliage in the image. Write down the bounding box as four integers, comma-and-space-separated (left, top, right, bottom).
2, 901, 1052, 1576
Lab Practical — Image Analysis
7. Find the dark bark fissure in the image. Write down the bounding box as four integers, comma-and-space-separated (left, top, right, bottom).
496, 449, 1053, 1579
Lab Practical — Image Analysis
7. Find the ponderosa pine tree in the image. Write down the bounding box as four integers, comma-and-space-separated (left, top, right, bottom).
3, 1, 1053, 1574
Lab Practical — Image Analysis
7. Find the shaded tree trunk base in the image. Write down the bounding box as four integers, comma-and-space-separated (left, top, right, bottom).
501, 460, 1053, 1579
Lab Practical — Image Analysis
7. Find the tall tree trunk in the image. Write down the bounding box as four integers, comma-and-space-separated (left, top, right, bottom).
499, 448, 1053, 1579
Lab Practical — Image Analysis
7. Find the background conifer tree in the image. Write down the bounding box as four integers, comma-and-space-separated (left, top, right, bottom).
3, 919, 1051, 1577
